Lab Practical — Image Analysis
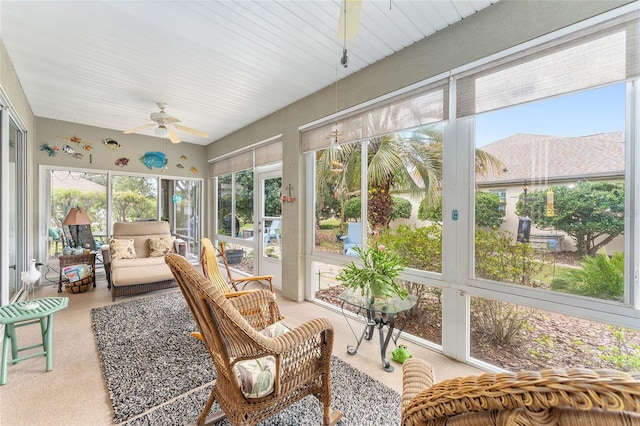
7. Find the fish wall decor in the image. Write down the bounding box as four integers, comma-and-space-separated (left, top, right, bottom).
40, 144, 59, 156
115, 157, 130, 167
104, 138, 121, 149
139, 151, 168, 170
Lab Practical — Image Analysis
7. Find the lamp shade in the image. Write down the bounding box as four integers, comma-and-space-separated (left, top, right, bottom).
63, 207, 92, 225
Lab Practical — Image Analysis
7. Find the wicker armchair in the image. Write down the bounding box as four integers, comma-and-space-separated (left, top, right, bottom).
200, 238, 275, 295
165, 253, 342, 426
402, 358, 640, 426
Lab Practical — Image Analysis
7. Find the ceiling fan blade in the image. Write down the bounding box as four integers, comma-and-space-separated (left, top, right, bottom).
337, 0, 362, 41
165, 116, 181, 124
173, 124, 209, 138
123, 123, 154, 134
168, 126, 181, 144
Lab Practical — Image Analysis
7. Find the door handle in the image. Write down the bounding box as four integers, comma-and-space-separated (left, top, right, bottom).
9, 264, 16, 270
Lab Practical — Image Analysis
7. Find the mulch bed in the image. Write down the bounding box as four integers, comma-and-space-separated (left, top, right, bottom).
316, 279, 640, 372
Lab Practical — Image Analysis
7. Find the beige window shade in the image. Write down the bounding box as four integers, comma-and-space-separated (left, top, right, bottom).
210, 139, 283, 177
303, 81, 448, 153
457, 11, 639, 118
210, 150, 253, 177
255, 140, 282, 166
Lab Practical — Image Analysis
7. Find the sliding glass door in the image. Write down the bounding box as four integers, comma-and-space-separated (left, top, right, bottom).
43, 168, 202, 265
3, 118, 26, 304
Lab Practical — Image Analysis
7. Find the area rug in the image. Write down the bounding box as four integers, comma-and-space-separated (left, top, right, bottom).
91, 290, 402, 425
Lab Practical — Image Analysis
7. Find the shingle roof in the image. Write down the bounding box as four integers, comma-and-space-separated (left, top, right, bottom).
476, 131, 625, 184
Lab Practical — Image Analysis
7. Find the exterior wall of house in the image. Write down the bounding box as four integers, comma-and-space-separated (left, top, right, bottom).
204, 0, 632, 301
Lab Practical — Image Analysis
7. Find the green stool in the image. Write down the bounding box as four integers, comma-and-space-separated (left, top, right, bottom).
0, 297, 68, 385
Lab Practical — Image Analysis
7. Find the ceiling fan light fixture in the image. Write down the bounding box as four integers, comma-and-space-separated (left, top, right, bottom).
155, 125, 168, 139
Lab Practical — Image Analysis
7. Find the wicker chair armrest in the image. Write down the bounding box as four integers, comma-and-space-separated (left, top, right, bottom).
402, 367, 640, 424
272, 317, 333, 350
402, 358, 435, 412
223, 290, 263, 298
174, 238, 187, 257
231, 274, 274, 283
101, 245, 111, 265
230, 274, 276, 293
227, 289, 282, 328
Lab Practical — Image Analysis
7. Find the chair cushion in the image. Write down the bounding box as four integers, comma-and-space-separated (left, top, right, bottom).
148, 236, 175, 257
234, 322, 289, 399
109, 238, 138, 260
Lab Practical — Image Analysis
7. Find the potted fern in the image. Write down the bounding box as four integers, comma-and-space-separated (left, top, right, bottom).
337, 244, 408, 299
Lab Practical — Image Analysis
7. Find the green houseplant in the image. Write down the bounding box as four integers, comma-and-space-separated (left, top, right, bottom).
337, 244, 408, 299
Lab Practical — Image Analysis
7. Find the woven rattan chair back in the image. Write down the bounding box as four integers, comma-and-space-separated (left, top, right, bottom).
200, 237, 235, 294
165, 253, 342, 426
402, 358, 640, 426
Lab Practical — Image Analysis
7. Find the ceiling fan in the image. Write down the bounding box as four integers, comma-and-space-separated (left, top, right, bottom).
123, 102, 209, 144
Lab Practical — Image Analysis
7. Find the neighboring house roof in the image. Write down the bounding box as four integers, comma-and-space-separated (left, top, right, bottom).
476, 131, 625, 185
52, 170, 105, 191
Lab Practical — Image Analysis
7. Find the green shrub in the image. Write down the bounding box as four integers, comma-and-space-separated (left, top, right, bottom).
343, 197, 362, 221
390, 197, 412, 221
475, 228, 545, 286
475, 191, 504, 229
472, 228, 547, 346
378, 223, 442, 273
551, 251, 624, 301
417, 194, 442, 222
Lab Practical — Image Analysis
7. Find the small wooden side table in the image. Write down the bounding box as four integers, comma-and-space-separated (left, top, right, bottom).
0, 297, 69, 385
58, 253, 96, 292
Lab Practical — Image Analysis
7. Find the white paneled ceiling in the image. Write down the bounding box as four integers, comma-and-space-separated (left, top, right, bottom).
1, 0, 497, 145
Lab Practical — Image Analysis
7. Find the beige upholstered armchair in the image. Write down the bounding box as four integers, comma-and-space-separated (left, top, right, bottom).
165, 253, 342, 426
402, 357, 640, 425
102, 221, 186, 300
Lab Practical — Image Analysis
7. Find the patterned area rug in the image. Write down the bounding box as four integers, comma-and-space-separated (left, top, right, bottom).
91, 291, 401, 425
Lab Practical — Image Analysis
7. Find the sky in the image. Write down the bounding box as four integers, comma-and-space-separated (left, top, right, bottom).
475, 83, 626, 147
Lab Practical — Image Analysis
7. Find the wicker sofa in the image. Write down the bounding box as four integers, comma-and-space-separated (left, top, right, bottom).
102, 221, 186, 301
402, 357, 640, 425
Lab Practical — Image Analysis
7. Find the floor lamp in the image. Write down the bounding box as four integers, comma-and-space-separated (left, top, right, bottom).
63, 207, 92, 248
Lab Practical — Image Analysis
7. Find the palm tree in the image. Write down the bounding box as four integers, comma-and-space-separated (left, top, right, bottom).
316, 125, 502, 234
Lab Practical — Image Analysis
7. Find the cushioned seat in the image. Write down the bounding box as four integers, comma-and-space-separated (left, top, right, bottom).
102, 221, 186, 300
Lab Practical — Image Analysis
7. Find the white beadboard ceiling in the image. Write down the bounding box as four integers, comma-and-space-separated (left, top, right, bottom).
1, 0, 497, 145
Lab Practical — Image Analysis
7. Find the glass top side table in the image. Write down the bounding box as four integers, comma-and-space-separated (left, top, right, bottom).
338, 289, 417, 372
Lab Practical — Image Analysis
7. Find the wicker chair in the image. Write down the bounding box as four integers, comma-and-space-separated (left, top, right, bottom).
200, 238, 275, 295
402, 357, 640, 426
165, 253, 342, 426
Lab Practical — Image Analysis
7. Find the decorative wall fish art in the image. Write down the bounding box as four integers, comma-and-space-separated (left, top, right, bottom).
83, 144, 93, 151
57, 135, 87, 144
62, 145, 75, 154
180, 155, 187, 161
104, 138, 121, 149
40, 144, 59, 156
114, 157, 130, 167
139, 151, 168, 170
176, 163, 184, 169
